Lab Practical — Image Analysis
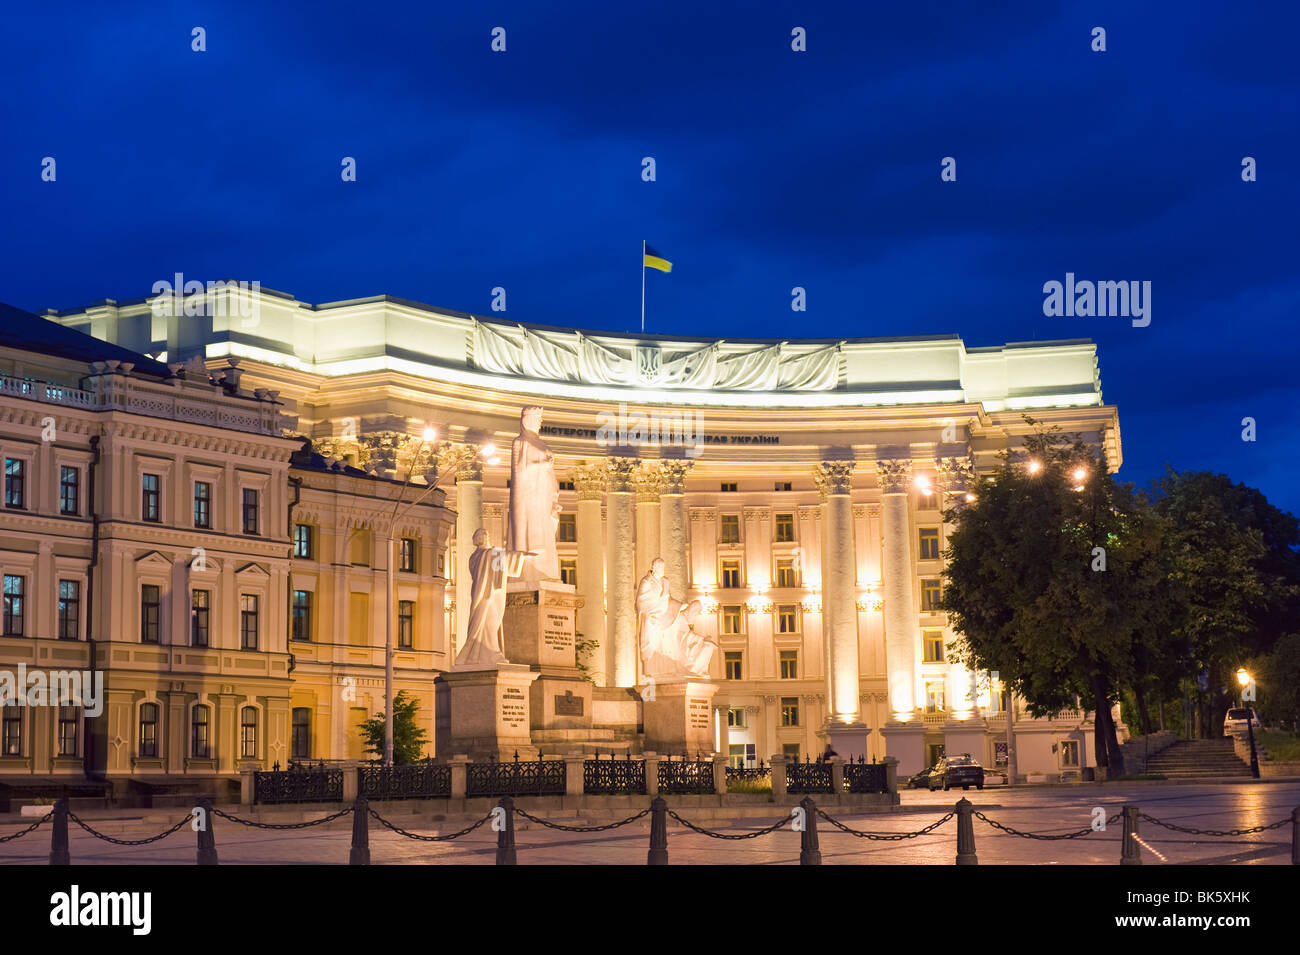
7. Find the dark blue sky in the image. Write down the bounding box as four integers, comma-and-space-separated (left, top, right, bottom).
3, 2, 1297, 512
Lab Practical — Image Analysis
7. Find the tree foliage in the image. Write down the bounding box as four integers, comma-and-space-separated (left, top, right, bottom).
358, 690, 428, 764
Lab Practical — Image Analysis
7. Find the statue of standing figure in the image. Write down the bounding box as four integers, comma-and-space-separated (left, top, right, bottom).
636, 558, 716, 679
455, 528, 535, 667
507, 405, 561, 588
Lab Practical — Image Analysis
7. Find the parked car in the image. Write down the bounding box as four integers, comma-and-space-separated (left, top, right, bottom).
929, 754, 985, 791
908, 766, 937, 789
1223, 708, 1260, 736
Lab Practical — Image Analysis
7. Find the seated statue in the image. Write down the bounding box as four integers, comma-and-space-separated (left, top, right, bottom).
636, 559, 716, 680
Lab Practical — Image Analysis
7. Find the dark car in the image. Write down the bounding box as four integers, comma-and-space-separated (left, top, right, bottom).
929, 754, 985, 791
908, 765, 937, 789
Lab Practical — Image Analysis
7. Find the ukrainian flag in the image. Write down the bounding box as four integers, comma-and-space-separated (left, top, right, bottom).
643, 244, 673, 273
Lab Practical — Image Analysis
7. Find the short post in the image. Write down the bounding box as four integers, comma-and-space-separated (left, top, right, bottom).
1120, 805, 1141, 865
799, 796, 821, 865
711, 754, 728, 796
239, 765, 256, 807
1291, 805, 1299, 866
349, 794, 370, 865
449, 754, 469, 799
770, 754, 788, 801
196, 797, 218, 865
881, 756, 900, 797
343, 765, 360, 804
643, 752, 660, 796
49, 797, 70, 865
647, 796, 668, 865
830, 756, 844, 797
564, 752, 585, 797
955, 798, 978, 865
496, 796, 517, 865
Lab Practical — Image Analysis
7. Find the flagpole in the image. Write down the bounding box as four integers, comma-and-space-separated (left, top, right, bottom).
640, 239, 646, 334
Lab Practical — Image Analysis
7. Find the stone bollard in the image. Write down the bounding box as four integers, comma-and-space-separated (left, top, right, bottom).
955, 798, 978, 865
881, 756, 900, 798
647, 797, 668, 865
239, 765, 257, 807
343, 766, 360, 804
496, 796, 517, 865
771, 755, 788, 801
196, 797, 218, 865
449, 754, 470, 799
799, 796, 821, 865
830, 756, 844, 797
1291, 806, 1298, 866
643, 752, 660, 796
49, 798, 70, 865
564, 752, 585, 797
712, 754, 728, 797
349, 795, 370, 865
1120, 805, 1141, 865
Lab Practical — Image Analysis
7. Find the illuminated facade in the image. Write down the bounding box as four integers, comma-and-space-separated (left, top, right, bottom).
42, 284, 1125, 775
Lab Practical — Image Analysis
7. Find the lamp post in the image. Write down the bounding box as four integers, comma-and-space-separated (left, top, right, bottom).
1235, 668, 1260, 780
381, 429, 496, 766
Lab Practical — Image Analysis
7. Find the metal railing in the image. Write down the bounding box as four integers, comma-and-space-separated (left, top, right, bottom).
583, 754, 646, 795
465, 755, 566, 797
359, 762, 452, 800
253, 765, 344, 804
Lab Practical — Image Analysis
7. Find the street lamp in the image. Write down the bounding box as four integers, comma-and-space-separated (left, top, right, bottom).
1235, 668, 1260, 779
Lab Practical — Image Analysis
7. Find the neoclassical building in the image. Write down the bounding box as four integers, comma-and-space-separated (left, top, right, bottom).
38, 283, 1123, 776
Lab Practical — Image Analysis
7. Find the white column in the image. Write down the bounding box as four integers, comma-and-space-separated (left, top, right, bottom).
573, 462, 607, 685
878, 459, 918, 718
815, 462, 859, 722
634, 464, 663, 586
605, 458, 639, 687
658, 461, 693, 603
443, 446, 484, 660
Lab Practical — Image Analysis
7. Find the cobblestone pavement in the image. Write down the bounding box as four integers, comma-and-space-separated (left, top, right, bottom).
2, 780, 1296, 865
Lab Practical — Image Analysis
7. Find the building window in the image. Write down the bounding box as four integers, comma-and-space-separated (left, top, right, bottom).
240, 595, 259, 650
1060, 740, 1080, 767
293, 523, 313, 559
777, 605, 798, 634
925, 683, 946, 713
139, 703, 158, 758
240, 707, 258, 759
720, 482, 737, 493
397, 600, 414, 649
721, 605, 743, 635
779, 649, 798, 679
2, 705, 21, 756
140, 585, 161, 643
721, 560, 741, 588
291, 708, 311, 759
191, 590, 210, 647
3, 575, 25, 636
719, 514, 740, 544
729, 743, 746, 769
781, 698, 800, 727
920, 577, 942, 612
557, 513, 577, 542
58, 706, 78, 757
724, 652, 743, 680
59, 466, 79, 515
558, 480, 575, 491
774, 482, 792, 492
783, 742, 801, 761
399, 538, 416, 572
919, 527, 940, 561
560, 560, 577, 586
923, 629, 945, 663
292, 590, 312, 642
774, 513, 795, 542
242, 488, 259, 534
727, 708, 745, 728
193, 481, 212, 528
4, 458, 25, 509
58, 580, 80, 640
775, 559, 796, 588
141, 473, 160, 522
191, 705, 211, 758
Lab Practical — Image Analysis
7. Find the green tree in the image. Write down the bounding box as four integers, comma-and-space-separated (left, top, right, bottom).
358, 690, 428, 764
1252, 633, 1300, 732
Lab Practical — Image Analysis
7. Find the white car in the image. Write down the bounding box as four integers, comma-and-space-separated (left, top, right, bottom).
1223, 708, 1260, 735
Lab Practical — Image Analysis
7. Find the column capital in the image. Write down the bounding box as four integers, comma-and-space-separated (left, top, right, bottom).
934, 455, 975, 492
437, 442, 486, 482
813, 461, 855, 497
605, 456, 640, 493
634, 463, 665, 502
570, 461, 607, 500
658, 459, 694, 494
876, 458, 912, 494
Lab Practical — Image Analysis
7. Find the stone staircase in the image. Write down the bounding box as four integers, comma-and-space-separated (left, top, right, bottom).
1143, 738, 1252, 778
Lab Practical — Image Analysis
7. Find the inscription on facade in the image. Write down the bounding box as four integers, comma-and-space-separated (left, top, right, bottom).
543, 612, 574, 655
501, 686, 527, 731
688, 697, 710, 730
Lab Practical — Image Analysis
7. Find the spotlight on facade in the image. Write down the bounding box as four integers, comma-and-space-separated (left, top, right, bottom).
480, 442, 496, 456
1073, 467, 1087, 482
1027, 460, 1041, 475
964, 492, 976, 502
914, 476, 932, 495
486, 455, 500, 466
422, 426, 438, 443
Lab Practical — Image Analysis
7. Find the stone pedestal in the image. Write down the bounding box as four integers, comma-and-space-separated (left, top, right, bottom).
503, 580, 592, 739
641, 680, 718, 755
879, 720, 928, 776
438, 664, 540, 761
822, 718, 872, 761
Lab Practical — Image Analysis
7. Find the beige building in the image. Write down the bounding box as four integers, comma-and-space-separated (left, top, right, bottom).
43, 283, 1124, 776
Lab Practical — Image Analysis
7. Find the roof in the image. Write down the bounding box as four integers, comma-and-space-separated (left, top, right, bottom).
0, 301, 170, 377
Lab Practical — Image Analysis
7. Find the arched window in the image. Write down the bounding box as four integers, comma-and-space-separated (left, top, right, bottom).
139, 702, 159, 757
191, 705, 211, 758
240, 706, 258, 759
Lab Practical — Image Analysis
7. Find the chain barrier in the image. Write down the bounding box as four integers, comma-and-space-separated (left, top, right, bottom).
367, 807, 494, 842
816, 808, 956, 841
514, 807, 651, 832
0, 812, 52, 843
666, 809, 793, 840
68, 811, 193, 846
1138, 813, 1293, 837
973, 810, 1121, 841
210, 805, 354, 831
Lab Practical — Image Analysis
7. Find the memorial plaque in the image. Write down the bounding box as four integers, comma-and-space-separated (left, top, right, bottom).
688, 697, 711, 730
501, 685, 528, 731
543, 610, 575, 656
554, 690, 584, 717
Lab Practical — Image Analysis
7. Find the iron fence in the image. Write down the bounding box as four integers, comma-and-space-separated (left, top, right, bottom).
843, 760, 888, 794
786, 759, 833, 794
360, 762, 452, 800
253, 765, 344, 804
657, 756, 715, 794
466, 755, 567, 797
583, 754, 647, 795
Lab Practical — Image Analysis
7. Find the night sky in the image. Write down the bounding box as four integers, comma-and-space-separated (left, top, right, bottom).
2, 2, 1296, 513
